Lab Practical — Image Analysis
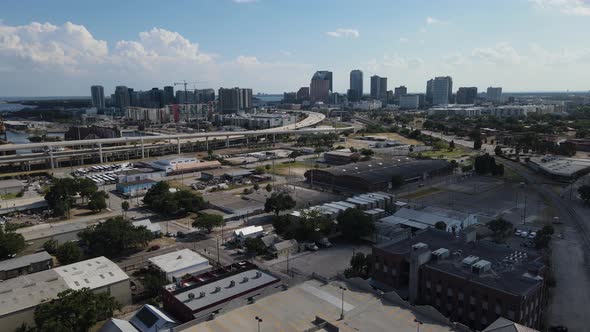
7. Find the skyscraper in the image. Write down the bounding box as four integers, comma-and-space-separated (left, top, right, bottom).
195, 89, 215, 103
432, 76, 453, 105
239, 88, 253, 110
349, 70, 363, 102
486, 87, 503, 103
90, 85, 105, 109
426, 79, 434, 104
163, 86, 175, 105
370, 75, 387, 100
297, 87, 310, 102
456, 87, 478, 104
218, 87, 252, 113
114, 86, 130, 110
394, 86, 408, 104
310, 71, 332, 103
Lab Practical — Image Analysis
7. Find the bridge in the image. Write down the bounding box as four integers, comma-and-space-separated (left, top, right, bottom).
0, 111, 353, 170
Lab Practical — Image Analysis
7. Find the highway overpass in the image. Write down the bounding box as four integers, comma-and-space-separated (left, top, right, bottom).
0, 111, 352, 170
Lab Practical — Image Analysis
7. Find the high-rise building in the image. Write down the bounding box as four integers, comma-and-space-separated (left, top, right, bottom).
310, 71, 332, 103
426, 79, 434, 104
175, 90, 195, 104
370, 75, 388, 100
487, 87, 503, 103
297, 87, 310, 102
163, 86, 175, 105
90, 85, 105, 109
394, 86, 407, 99
432, 76, 453, 105
456, 87, 478, 104
195, 89, 215, 103
218, 87, 252, 113
283, 92, 297, 103
114, 86, 130, 110
349, 70, 363, 102
399, 94, 420, 109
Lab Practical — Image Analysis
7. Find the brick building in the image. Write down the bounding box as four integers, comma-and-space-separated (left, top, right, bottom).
372, 228, 545, 331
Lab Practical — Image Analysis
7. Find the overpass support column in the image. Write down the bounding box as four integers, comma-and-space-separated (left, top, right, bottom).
246, 135, 249, 146
98, 143, 103, 164
49, 149, 54, 169
226, 135, 229, 148
140, 138, 145, 159
273, 133, 276, 144
206, 136, 209, 151
177, 138, 181, 154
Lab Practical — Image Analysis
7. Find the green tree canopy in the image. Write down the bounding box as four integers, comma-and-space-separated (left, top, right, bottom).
0, 226, 25, 259
34, 288, 119, 332
244, 237, 266, 255
78, 216, 153, 257
487, 218, 512, 242
336, 209, 374, 241
434, 221, 447, 230
192, 213, 223, 233
143, 182, 205, 215
55, 242, 83, 265
264, 191, 296, 216
88, 191, 108, 212
578, 185, 590, 203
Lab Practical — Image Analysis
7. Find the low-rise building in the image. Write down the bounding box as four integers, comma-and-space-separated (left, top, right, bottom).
379, 207, 478, 233
0, 251, 53, 280
148, 249, 211, 282
372, 228, 545, 330
162, 261, 281, 323
152, 157, 200, 174
116, 179, 157, 197
0, 257, 131, 331
323, 150, 360, 165
528, 155, 590, 180
233, 226, 264, 242
0, 179, 24, 195
270, 239, 298, 257
132, 219, 162, 236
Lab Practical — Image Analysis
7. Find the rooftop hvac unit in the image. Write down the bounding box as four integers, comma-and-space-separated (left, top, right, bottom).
214, 286, 221, 293
471, 260, 492, 275
199, 291, 206, 298
229, 280, 236, 288
462, 255, 480, 268
241, 277, 249, 283
431, 248, 450, 261
188, 292, 195, 300
412, 242, 428, 251
254, 271, 262, 279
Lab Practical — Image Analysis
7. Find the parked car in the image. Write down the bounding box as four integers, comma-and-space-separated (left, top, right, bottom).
317, 237, 333, 248
528, 231, 537, 239
305, 243, 319, 251
147, 245, 160, 252
514, 229, 522, 236
520, 231, 529, 238
177, 231, 185, 238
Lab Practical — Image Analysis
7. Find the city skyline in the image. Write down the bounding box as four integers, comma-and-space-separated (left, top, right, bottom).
2, 0, 590, 96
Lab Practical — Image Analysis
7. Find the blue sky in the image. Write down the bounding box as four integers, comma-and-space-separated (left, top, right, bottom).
1, 0, 590, 96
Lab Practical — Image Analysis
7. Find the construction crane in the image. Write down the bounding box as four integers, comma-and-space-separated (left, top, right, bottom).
173, 80, 209, 127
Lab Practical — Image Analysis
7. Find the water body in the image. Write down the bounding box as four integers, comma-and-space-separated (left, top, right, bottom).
0, 103, 34, 112
4, 130, 65, 154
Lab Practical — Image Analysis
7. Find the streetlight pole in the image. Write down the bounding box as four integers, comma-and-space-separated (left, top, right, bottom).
414, 319, 423, 332
339, 286, 346, 320
255, 316, 263, 332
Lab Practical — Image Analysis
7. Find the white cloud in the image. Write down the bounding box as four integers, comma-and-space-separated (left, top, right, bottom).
529, 0, 590, 16
325, 28, 360, 38
399, 37, 408, 43
470, 42, 523, 65
426, 16, 440, 25
235, 55, 260, 65
233, 0, 258, 3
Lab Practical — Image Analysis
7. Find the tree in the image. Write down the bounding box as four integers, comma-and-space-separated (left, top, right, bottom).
265, 183, 273, 192
143, 182, 205, 215
43, 239, 59, 255
360, 148, 374, 157
473, 139, 482, 150
0, 226, 25, 259
534, 225, 555, 249
487, 218, 512, 242
264, 191, 296, 216
244, 237, 266, 255
494, 145, 503, 156
391, 175, 404, 189
121, 200, 130, 217
344, 252, 373, 279
289, 150, 302, 162
78, 216, 153, 257
254, 166, 265, 175
272, 215, 291, 236
34, 288, 119, 332
88, 191, 108, 212
141, 270, 167, 299
76, 178, 98, 202
434, 221, 447, 231
192, 213, 223, 233
253, 183, 260, 192
578, 185, 590, 203
297, 209, 332, 240
45, 178, 100, 217
474, 153, 503, 175
448, 140, 455, 151
337, 209, 374, 241
55, 242, 83, 265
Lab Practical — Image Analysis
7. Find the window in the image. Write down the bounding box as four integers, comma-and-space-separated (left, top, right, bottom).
495, 303, 502, 315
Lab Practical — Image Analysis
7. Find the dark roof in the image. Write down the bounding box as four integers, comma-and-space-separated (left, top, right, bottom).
0, 251, 52, 272
376, 228, 544, 296
308, 158, 450, 184
119, 179, 157, 186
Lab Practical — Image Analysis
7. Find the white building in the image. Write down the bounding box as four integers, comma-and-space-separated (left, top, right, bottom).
148, 249, 211, 282
399, 95, 420, 110
132, 219, 162, 236
233, 225, 264, 241
379, 207, 478, 232
351, 100, 382, 110
152, 157, 200, 173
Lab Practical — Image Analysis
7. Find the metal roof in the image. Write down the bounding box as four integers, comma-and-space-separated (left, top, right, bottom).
0, 251, 52, 272
54, 256, 129, 290
148, 249, 209, 274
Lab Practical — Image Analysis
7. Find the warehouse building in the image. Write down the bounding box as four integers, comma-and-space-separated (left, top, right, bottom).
148, 249, 211, 282
0, 257, 130, 331
162, 261, 282, 323
0, 251, 53, 280
0, 179, 24, 195
372, 228, 545, 331
304, 158, 452, 192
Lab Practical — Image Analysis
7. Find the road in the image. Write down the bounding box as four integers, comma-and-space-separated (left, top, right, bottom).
420, 128, 590, 331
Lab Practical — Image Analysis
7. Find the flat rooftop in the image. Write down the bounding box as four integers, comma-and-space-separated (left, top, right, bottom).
148, 249, 209, 273
376, 228, 544, 296
530, 155, 590, 177
0, 251, 52, 272
0, 179, 24, 188
179, 280, 454, 332
54, 256, 129, 290
0, 269, 68, 315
